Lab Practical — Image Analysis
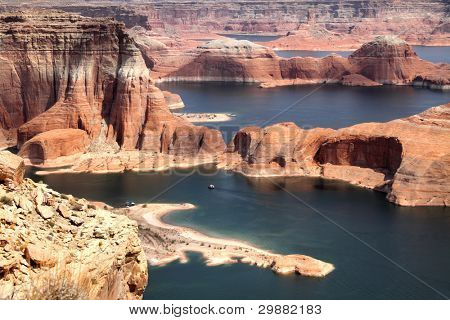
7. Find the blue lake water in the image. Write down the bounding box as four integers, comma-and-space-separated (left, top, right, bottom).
275, 47, 450, 64
24, 75, 450, 300
159, 82, 450, 141
412, 46, 450, 64
26, 167, 450, 299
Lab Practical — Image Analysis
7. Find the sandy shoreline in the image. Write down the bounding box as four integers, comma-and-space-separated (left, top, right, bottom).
122, 203, 335, 277
174, 112, 233, 122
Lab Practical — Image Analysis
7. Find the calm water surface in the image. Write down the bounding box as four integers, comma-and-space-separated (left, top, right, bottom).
412, 46, 450, 64
25, 70, 450, 300
275, 47, 450, 63
27, 167, 450, 299
220, 33, 281, 42
159, 82, 449, 140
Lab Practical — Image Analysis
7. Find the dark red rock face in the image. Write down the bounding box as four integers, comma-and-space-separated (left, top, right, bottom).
314, 137, 403, 175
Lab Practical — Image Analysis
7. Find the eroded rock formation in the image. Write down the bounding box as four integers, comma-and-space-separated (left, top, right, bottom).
18, 129, 90, 166
151, 36, 449, 89
223, 104, 450, 206
0, 10, 225, 161
0, 151, 148, 299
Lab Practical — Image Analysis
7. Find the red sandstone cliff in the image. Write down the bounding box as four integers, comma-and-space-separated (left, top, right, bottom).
149, 36, 449, 90
222, 104, 450, 207
0, 11, 225, 160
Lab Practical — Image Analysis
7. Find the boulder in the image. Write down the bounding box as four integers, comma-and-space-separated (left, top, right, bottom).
0, 151, 25, 184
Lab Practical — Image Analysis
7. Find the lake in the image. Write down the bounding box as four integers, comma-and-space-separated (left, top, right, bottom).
158, 82, 450, 141
275, 47, 450, 64
26, 167, 450, 299
25, 73, 450, 300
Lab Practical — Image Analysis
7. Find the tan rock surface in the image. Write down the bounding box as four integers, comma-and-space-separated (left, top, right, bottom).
341, 74, 382, 87
163, 91, 185, 109
0, 178, 148, 300
0, 151, 25, 184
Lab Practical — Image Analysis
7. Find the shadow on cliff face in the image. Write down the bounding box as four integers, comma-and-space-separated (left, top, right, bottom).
314, 137, 403, 178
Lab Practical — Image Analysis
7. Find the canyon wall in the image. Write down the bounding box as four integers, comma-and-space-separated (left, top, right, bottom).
0, 10, 225, 162
222, 104, 450, 207
8, 0, 448, 47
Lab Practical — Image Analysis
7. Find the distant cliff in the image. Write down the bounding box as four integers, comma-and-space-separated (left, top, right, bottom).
13, 0, 448, 46
151, 36, 450, 89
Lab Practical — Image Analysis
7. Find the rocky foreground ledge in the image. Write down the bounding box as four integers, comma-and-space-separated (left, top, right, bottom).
0, 152, 147, 299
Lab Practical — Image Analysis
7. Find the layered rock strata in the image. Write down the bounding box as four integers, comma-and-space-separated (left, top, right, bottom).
222, 104, 450, 207
40, 1, 449, 48
0, 11, 225, 162
0, 151, 148, 299
150, 37, 450, 90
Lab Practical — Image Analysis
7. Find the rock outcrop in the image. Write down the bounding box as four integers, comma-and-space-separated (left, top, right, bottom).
223, 104, 450, 207
348, 36, 448, 86
341, 74, 382, 87
18, 129, 90, 166
0, 153, 148, 299
153, 37, 449, 90
163, 91, 185, 109
0, 11, 225, 162
0, 151, 25, 185
158, 39, 281, 83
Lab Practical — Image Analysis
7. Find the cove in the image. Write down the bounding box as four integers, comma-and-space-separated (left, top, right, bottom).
26, 167, 450, 300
